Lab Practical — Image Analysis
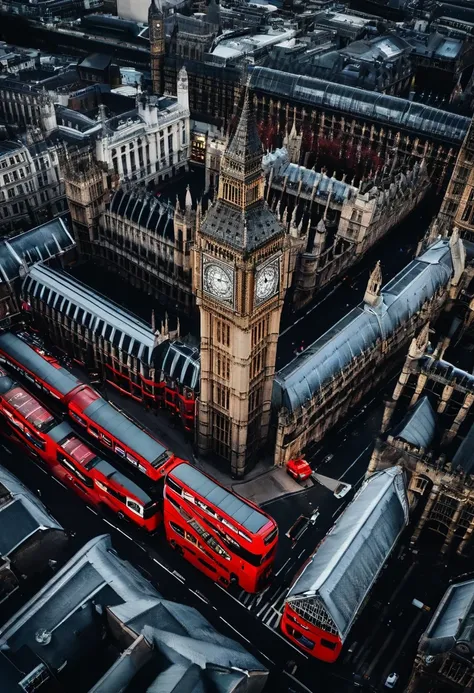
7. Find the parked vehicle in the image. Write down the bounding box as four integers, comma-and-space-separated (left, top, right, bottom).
385, 673, 399, 689
286, 458, 312, 481
334, 483, 352, 499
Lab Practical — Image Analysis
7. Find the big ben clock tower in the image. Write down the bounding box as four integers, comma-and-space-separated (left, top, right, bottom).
193, 86, 291, 477
149, 0, 165, 95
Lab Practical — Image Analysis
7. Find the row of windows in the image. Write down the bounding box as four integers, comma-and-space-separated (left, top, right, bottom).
251, 316, 269, 349
214, 318, 231, 348
214, 382, 230, 410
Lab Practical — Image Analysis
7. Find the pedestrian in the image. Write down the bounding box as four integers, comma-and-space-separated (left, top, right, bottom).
36, 489, 41, 498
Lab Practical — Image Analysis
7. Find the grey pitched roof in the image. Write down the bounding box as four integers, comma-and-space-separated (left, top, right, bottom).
108, 188, 175, 241
0, 465, 63, 557
78, 53, 112, 71
153, 340, 200, 390
0, 534, 268, 693
392, 396, 437, 450
249, 67, 470, 143
225, 89, 262, 164
273, 240, 453, 414
23, 264, 155, 365
263, 149, 355, 204
170, 463, 271, 534
287, 467, 409, 640
0, 219, 75, 284
419, 579, 474, 656
201, 199, 283, 252
452, 419, 474, 474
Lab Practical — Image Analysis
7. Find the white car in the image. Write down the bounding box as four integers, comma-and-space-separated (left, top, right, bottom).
385, 673, 399, 689
334, 483, 352, 499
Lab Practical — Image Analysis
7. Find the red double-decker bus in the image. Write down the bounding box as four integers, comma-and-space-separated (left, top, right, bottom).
164, 462, 278, 593
0, 366, 161, 531
0, 331, 182, 481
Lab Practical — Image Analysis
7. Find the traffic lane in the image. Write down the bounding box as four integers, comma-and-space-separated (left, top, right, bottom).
276, 191, 438, 369
0, 442, 331, 693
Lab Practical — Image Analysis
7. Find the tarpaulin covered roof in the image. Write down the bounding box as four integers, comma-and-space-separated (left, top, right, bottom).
273, 240, 453, 414
286, 467, 409, 640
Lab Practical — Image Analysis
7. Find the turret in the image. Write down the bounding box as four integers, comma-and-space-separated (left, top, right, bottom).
364, 261, 382, 308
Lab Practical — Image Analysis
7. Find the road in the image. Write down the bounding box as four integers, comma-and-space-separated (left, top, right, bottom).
0, 433, 367, 693
0, 360, 414, 693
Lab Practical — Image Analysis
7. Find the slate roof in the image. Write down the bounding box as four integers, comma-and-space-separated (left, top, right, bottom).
201, 88, 284, 252
392, 396, 437, 450
250, 67, 470, 143
153, 340, 200, 391
263, 148, 356, 204
0, 219, 75, 284
273, 240, 453, 414
170, 463, 271, 534
452, 419, 474, 474
0, 464, 63, 558
201, 198, 283, 251
419, 579, 474, 656
107, 188, 174, 240
23, 264, 155, 365
78, 53, 112, 71
0, 534, 268, 693
286, 468, 409, 641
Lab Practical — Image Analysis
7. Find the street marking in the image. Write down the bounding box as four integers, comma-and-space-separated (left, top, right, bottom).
216, 583, 247, 608
220, 617, 252, 645
338, 443, 372, 481
332, 505, 344, 519
86, 506, 98, 515
103, 519, 133, 542
258, 651, 275, 666
298, 549, 305, 560
173, 570, 186, 582
52, 477, 67, 489
263, 623, 309, 659
283, 670, 313, 693
189, 588, 209, 605
152, 557, 184, 583
275, 557, 291, 577
1, 444, 12, 455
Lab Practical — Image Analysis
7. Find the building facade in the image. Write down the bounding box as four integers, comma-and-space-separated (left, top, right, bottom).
272, 235, 464, 467
367, 318, 474, 556
0, 139, 67, 234
21, 263, 200, 429
406, 579, 474, 692
193, 89, 293, 477
438, 115, 474, 238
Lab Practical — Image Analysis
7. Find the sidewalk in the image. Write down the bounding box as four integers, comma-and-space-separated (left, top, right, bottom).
73, 371, 305, 503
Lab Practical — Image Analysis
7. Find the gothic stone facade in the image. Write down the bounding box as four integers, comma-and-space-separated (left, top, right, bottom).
272, 234, 465, 467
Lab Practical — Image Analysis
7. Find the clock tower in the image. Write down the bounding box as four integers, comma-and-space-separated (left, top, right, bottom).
193, 86, 291, 477
149, 0, 165, 95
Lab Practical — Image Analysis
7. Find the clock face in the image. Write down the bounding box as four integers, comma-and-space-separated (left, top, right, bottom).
203, 262, 234, 302
255, 261, 279, 304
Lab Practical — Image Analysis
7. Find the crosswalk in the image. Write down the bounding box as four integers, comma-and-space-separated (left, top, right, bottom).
232, 584, 289, 630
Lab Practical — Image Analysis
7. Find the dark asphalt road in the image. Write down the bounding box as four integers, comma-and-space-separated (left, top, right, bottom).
0, 434, 366, 693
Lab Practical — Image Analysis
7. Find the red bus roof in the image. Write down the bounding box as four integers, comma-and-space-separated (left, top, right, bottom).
0, 332, 78, 396
168, 463, 273, 535
3, 388, 54, 430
